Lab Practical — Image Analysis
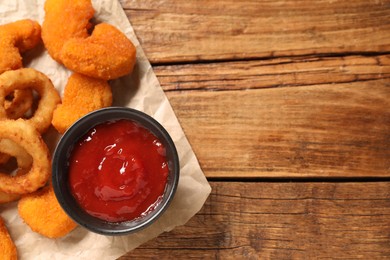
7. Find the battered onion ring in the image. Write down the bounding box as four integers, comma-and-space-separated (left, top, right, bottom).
0, 87, 33, 164
0, 68, 60, 133
0, 90, 6, 118
0, 19, 40, 121
0, 192, 19, 205
0, 153, 10, 165
4, 88, 34, 119
0, 139, 33, 204
0, 119, 50, 195
0, 139, 33, 169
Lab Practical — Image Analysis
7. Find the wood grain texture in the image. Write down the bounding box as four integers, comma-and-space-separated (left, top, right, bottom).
122, 0, 390, 63
120, 182, 390, 259
154, 57, 390, 178
117, 1, 390, 258
156, 55, 390, 91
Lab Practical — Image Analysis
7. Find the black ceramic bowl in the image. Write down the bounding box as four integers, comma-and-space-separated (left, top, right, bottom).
52, 107, 179, 236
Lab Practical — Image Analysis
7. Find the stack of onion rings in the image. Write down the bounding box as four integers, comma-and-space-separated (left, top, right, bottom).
0, 67, 59, 198
0, 0, 137, 248
0, 19, 42, 167
0, 68, 60, 133
0, 19, 40, 120
0, 18, 76, 245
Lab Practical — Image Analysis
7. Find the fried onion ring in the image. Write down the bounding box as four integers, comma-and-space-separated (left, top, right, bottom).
0, 153, 10, 165
60, 23, 137, 80
0, 142, 33, 204
0, 139, 33, 170
4, 88, 34, 119
0, 68, 60, 133
0, 217, 17, 260
42, 0, 94, 63
0, 19, 40, 122
18, 185, 77, 238
0, 139, 33, 204
0, 119, 50, 195
0, 192, 19, 205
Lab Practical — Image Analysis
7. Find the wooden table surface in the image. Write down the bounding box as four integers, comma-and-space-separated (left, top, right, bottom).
119, 0, 390, 258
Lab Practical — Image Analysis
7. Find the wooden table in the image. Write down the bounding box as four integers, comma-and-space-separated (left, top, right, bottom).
119, 0, 390, 258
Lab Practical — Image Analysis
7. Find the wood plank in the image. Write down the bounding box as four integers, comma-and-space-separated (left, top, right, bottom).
122, 0, 390, 63
120, 182, 390, 259
156, 54, 390, 91
167, 82, 390, 178
154, 57, 389, 177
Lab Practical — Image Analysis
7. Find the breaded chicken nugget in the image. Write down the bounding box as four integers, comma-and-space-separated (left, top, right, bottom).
52, 73, 112, 134
18, 185, 77, 238
42, 0, 94, 63
0, 217, 17, 260
60, 23, 137, 80
0, 19, 41, 73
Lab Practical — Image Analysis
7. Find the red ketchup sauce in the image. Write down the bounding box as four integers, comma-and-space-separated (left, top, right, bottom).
68, 119, 169, 222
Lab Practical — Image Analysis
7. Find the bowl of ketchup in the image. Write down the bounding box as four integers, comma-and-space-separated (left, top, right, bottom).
52, 107, 179, 235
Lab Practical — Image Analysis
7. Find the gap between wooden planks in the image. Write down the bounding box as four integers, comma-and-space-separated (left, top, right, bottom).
121, 181, 390, 259
153, 55, 390, 178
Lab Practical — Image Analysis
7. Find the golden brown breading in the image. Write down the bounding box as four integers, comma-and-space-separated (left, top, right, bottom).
0, 19, 39, 123
0, 138, 33, 204
0, 119, 51, 195
42, 0, 136, 80
18, 185, 77, 238
0, 19, 41, 73
60, 23, 137, 80
4, 88, 34, 120
52, 72, 112, 134
0, 68, 61, 134
0, 216, 17, 260
42, 0, 94, 63
0, 191, 20, 204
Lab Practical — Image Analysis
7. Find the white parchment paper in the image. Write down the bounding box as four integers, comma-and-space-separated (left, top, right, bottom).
0, 0, 212, 259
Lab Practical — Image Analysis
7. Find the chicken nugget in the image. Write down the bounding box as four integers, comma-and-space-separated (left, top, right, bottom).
0, 217, 17, 260
60, 23, 137, 80
42, 0, 94, 63
18, 185, 77, 239
52, 73, 112, 134
0, 19, 41, 73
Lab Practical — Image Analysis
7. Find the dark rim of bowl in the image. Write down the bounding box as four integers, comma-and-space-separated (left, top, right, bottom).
52, 107, 180, 236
